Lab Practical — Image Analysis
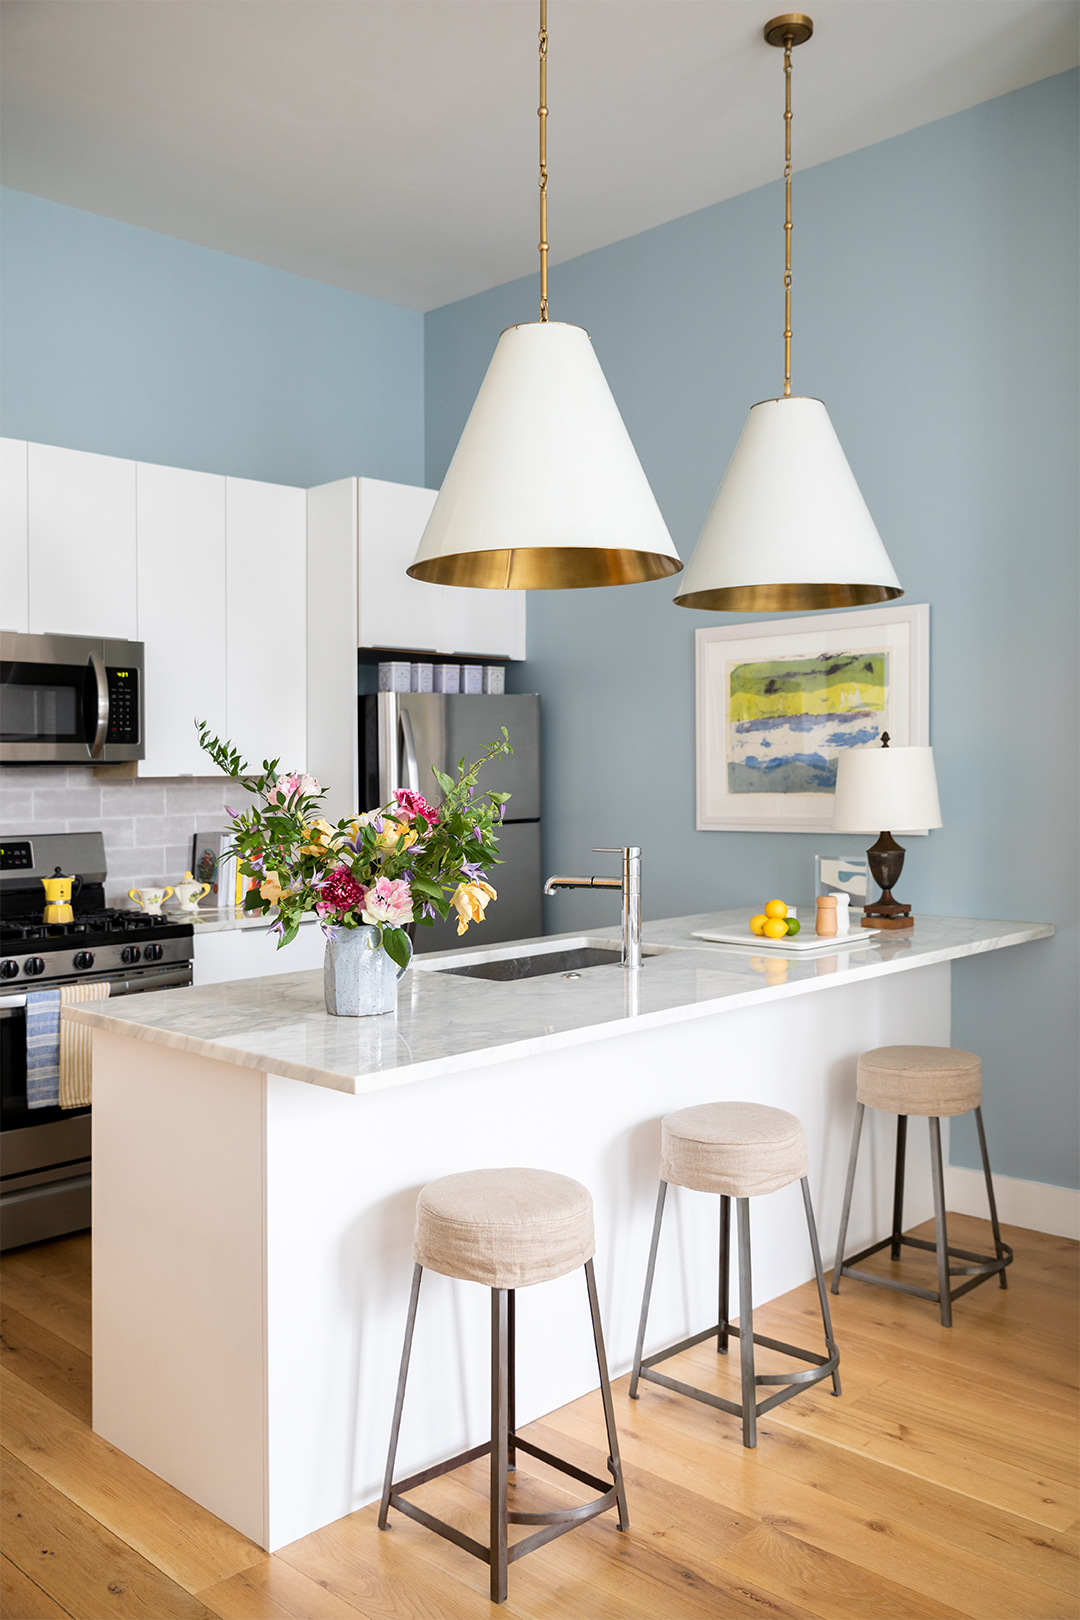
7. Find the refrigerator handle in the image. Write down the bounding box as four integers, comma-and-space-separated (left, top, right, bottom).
399, 708, 420, 794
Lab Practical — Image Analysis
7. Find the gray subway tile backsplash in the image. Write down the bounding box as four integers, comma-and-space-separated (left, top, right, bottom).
0, 767, 232, 906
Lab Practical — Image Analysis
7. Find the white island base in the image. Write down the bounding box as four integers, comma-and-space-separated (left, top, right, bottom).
84, 934, 987, 1551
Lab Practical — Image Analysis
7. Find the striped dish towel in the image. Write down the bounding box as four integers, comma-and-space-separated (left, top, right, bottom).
59, 981, 111, 1109
26, 989, 63, 1108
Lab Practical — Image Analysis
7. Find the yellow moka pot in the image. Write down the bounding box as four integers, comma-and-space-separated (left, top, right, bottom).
42, 867, 80, 925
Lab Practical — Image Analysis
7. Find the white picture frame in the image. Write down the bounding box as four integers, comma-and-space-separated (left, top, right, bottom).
695, 603, 930, 834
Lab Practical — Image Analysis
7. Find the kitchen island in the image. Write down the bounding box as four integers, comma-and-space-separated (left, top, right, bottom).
69, 908, 1052, 1551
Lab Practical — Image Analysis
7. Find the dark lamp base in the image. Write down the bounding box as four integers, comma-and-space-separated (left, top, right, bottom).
863, 914, 915, 931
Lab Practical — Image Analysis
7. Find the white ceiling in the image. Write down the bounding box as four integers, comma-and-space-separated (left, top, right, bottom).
2, 1, 1076, 312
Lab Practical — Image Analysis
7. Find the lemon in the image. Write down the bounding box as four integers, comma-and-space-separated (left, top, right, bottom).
749, 913, 768, 936
763, 917, 789, 939
786, 918, 801, 936
764, 899, 787, 920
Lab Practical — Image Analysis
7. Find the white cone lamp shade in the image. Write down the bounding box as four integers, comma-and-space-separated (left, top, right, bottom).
831, 746, 942, 835
674, 396, 903, 612
408, 321, 683, 589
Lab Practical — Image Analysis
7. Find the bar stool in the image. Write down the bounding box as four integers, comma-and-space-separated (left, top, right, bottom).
832, 1045, 1012, 1327
379, 1167, 628, 1605
629, 1102, 840, 1449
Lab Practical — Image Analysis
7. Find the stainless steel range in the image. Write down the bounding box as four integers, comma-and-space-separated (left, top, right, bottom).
0, 831, 194, 1250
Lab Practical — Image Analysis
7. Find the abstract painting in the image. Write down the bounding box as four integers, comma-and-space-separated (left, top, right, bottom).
696, 605, 929, 834
727, 651, 887, 794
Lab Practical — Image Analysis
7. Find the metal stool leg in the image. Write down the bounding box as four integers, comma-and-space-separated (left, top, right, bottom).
928, 1117, 952, 1328
379, 1263, 423, 1531
975, 1106, 1008, 1289
891, 1116, 908, 1261
718, 1194, 731, 1354
585, 1260, 630, 1531
736, 1198, 756, 1449
490, 1288, 509, 1603
629, 1180, 667, 1398
507, 1289, 517, 1467
801, 1177, 841, 1398
832, 1102, 864, 1293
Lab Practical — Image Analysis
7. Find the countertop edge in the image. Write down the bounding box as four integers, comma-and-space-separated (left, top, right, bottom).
64, 919, 1056, 1094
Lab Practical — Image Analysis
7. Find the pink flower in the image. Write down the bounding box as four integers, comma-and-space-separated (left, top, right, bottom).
395, 789, 440, 826
266, 772, 320, 806
361, 875, 414, 927
320, 867, 366, 916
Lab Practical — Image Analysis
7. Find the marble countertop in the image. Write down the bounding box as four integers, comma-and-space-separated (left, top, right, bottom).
163, 907, 319, 935
66, 909, 1054, 1097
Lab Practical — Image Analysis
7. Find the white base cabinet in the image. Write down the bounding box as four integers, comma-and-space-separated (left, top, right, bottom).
192, 921, 325, 987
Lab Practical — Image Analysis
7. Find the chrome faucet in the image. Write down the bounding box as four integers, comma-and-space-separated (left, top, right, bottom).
544, 847, 642, 970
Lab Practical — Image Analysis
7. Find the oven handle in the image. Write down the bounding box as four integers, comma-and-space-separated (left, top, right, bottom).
87, 651, 109, 759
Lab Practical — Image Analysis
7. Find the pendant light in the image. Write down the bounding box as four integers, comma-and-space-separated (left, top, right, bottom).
674, 14, 903, 613
408, 1, 682, 591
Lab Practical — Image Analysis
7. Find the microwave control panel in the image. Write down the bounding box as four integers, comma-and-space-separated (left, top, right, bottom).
106, 668, 140, 744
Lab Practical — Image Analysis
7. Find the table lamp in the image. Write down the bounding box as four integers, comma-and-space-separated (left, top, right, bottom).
830, 735, 942, 929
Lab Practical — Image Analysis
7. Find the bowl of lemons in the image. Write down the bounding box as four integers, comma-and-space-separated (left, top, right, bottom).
749, 900, 801, 941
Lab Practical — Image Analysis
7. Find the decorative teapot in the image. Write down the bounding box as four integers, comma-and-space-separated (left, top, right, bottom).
42, 867, 81, 925
173, 870, 211, 913
128, 886, 173, 916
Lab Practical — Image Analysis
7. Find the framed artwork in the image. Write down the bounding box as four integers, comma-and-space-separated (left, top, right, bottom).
695, 603, 929, 834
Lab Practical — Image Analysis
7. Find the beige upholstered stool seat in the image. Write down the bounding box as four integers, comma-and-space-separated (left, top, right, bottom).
413, 1167, 595, 1290
857, 1046, 981, 1118
661, 1101, 809, 1198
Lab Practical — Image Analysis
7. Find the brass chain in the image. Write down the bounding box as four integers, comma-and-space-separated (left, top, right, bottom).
782, 32, 794, 396
538, 0, 549, 320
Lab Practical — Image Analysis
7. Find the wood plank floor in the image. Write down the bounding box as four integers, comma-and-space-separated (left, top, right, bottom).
2, 1215, 1077, 1619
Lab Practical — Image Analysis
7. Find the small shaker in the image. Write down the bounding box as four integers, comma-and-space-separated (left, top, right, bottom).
815, 894, 838, 937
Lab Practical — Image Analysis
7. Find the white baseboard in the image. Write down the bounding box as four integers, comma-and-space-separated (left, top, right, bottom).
945, 1163, 1080, 1240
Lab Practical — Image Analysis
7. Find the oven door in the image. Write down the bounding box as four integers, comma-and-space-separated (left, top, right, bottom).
0, 632, 144, 763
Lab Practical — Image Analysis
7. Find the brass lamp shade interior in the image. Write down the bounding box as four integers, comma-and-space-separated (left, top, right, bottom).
409, 546, 684, 591
673, 580, 903, 612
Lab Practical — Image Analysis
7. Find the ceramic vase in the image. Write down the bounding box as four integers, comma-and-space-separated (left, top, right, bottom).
323, 924, 410, 1016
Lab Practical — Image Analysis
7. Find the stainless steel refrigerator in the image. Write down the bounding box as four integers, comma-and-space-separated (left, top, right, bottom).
359, 692, 541, 953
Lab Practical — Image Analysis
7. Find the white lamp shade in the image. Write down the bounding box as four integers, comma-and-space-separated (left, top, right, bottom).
408, 321, 683, 589
831, 745, 942, 833
674, 396, 903, 612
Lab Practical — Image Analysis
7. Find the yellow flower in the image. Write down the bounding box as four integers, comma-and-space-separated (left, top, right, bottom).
299, 818, 337, 857
260, 872, 287, 905
375, 817, 417, 852
451, 879, 497, 936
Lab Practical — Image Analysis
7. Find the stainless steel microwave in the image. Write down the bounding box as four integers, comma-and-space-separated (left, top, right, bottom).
0, 632, 144, 764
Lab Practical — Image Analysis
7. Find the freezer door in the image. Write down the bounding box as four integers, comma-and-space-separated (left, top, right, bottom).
373, 692, 541, 820
411, 820, 542, 954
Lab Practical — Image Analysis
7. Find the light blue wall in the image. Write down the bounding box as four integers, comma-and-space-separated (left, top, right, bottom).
426, 71, 1079, 1190
0, 187, 424, 488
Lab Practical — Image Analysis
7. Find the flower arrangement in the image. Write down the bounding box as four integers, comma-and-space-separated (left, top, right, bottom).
195, 722, 512, 970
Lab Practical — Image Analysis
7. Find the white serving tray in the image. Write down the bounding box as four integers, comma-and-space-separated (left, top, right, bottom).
691, 926, 880, 954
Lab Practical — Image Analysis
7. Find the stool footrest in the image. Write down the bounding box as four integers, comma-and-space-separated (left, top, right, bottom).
386, 1435, 623, 1571
838, 1235, 1013, 1307
639, 1322, 840, 1420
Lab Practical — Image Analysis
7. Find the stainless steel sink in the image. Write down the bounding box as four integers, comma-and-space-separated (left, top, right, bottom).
415, 937, 668, 983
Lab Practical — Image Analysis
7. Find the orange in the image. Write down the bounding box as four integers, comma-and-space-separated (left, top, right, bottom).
749, 914, 768, 936
763, 917, 789, 939
764, 899, 787, 920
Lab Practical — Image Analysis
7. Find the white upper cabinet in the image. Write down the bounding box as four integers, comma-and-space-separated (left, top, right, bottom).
225, 476, 307, 774
28, 443, 137, 639
355, 476, 525, 660
357, 477, 441, 652
440, 580, 526, 660
0, 438, 29, 633
136, 462, 227, 777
